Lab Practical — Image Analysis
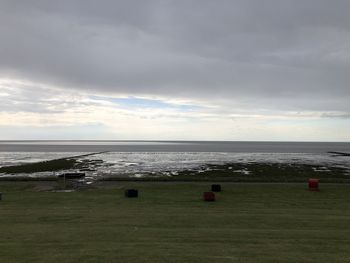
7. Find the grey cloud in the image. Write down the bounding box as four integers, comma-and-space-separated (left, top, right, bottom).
0, 0, 350, 113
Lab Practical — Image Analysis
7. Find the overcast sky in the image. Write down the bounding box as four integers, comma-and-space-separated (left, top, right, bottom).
0, 0, 349, 141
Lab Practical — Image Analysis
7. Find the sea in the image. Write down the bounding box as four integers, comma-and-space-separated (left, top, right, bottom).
1, 141, 350, 178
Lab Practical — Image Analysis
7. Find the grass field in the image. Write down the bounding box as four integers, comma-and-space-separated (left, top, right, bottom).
0, 182, 350, 262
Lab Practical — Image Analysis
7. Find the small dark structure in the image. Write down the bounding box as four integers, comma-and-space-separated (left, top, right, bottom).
58, 172, 85, 179
125, 189, 138, 198
203, 191, 215, 201
0, 192, 2, 201
308, 178, 319, 191
328, 151, 350, 157
211, 184, 221, 192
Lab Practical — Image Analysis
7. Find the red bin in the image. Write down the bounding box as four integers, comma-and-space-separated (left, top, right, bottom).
308, 178, 319, 191
203, 191, 215, 201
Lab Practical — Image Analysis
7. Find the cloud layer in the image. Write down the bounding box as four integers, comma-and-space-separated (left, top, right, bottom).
0, 0, 350, 140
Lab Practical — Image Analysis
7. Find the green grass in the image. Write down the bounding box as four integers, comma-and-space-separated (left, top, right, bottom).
0, 182, 350, 262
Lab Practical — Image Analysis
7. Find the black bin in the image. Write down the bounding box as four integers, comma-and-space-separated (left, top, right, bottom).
125, 189, 138, 198
211, 184, 221, 192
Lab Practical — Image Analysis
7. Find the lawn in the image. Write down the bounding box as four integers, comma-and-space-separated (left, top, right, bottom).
0, 182, 350, 262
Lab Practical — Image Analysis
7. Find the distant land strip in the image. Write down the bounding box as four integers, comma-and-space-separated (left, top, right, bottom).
328, 151, 350, 156
0, 151, 109, 174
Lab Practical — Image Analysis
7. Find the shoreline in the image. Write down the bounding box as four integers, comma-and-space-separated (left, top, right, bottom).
1, 174, 350, 184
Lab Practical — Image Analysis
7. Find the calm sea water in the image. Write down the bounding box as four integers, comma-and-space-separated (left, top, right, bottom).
1, 140, 350, 153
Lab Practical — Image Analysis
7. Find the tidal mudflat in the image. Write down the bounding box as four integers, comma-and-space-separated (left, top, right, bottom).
1, 151, 350, 184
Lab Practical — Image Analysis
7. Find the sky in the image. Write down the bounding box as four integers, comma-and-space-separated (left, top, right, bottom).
0, 0, 350, 141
